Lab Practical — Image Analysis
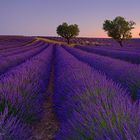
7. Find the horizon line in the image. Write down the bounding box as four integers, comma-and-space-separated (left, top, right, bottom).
0, 34, 139, 39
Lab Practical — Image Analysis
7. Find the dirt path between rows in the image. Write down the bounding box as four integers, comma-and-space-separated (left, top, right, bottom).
32, 64, 59, 140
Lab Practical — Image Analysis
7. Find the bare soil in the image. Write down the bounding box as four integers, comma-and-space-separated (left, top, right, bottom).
32, 65, 59, 140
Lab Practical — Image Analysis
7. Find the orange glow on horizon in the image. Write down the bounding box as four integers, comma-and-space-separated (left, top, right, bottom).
132, 25, 140, 38
79, 28, 140, 38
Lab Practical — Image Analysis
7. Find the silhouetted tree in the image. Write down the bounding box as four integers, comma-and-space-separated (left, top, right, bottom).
103, 16, 135, 47
57, 22, 80, 44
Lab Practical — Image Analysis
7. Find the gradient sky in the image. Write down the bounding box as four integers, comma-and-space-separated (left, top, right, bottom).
0, 0, 140, 37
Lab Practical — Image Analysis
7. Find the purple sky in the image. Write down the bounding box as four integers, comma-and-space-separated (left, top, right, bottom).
0, 0, 140, 37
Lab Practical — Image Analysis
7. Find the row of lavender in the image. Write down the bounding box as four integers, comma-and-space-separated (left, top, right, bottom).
0, 44, 54, 139
0, 38, 40, 56
0, 40, 45, 57
0, 36, 35, 50
0, 41, 47, 75
63, 46, 140, 99
54, 46, 140, 140
79, 44, 140, 52
76, 45, 140, 64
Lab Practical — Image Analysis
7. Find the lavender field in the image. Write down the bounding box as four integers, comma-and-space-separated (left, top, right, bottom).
0, 36, 140, 140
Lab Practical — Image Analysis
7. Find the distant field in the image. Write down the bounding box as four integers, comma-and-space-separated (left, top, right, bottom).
44, 36, 140, 47
0, 36, 140, 139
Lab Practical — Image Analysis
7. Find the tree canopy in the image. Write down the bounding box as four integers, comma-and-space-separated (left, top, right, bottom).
56, 22, 80, 44
103, 16, 135, 47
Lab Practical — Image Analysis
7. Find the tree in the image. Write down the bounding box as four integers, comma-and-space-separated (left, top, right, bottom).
103, 16, 135, 47
56, 22, 80, 44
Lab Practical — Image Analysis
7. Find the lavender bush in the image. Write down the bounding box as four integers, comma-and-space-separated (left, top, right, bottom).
0, 45, 53, 122
54, 46, 140, 140
0, 108, 32, 140
0, 41, 48, 75
64, 46, 140, 99
76, 45, 140, 64
0, 40, 45, 57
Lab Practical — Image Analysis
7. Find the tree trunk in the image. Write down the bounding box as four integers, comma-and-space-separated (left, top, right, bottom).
118, 40, 123, 47
66, 38, 70, 44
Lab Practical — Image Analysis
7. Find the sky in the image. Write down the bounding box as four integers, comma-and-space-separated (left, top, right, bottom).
0, 0, 140, 38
